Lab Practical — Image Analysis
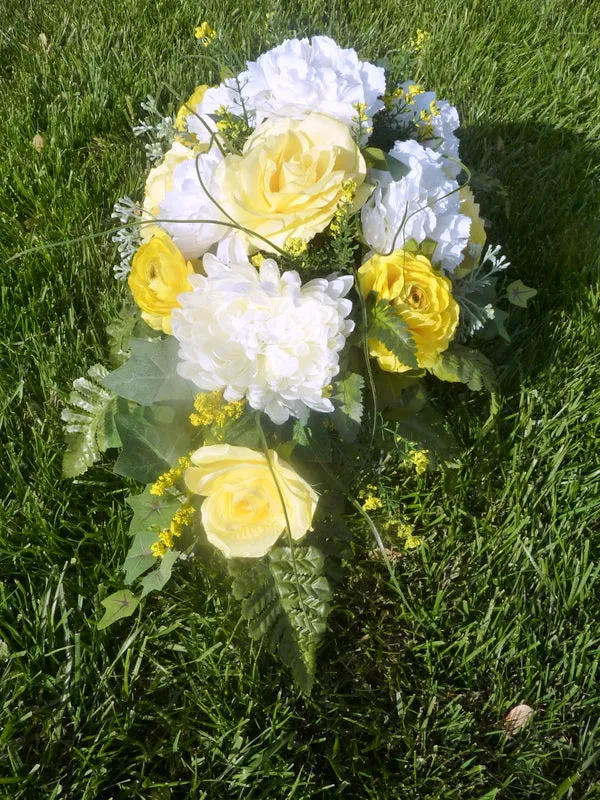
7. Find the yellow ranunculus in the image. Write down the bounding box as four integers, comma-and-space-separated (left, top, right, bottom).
214, 112, 368, 252
128, 230, 194, 334
174, 84, 209, 134
358, 250, 460, 372
185, 444, 318, 559
140, 142, 193, 242
454, 186, 487, 278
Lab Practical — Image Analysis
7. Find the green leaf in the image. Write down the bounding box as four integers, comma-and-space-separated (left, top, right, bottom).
292, 415, 331, 462
230, 544, 331, 694
126, 485, 182, 538
363, 146, 387, 171
385, 152, 410, 181
123, 531, 159, 584
430, 344, 497, 392
113, 405, 192, 484
140, 548, 179, 598
506, 280, 537, 308
97, 590, 139, 630
105, 298, 139, 367
331, 373, 364, 442
61, 364, 119, 478
102, 337, 196, 406
372, 368, 426, 411
368, 298, 419, 369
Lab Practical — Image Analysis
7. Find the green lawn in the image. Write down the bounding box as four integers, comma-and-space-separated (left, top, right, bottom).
1, 0, 600, 797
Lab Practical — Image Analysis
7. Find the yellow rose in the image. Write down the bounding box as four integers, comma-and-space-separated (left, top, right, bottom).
215, 112, 367, 252
454, 187, 487, 278
128, 230, 194, 334
174, 84, 208, 134
140, 142, 193, 242
358, 250, 460, 372
185, 444, 318, 558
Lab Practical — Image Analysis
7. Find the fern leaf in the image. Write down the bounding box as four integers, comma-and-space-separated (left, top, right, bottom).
61, 364, 118, 478
368, 299, 418, 369
230, 544, 331, 694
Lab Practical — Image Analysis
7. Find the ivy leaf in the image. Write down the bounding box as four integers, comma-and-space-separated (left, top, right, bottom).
126, 486, 182, 538
61, 364, 119, 478
368, 299, 418, 369
123, 531, 159, 584
97, 590, 139, 630
140, 548, 179, 598
230, 544, 331, 695
113, 405, 192, 484
430, 344, 497, 392
102, 338, 196, 406
331, 373, 364, 443
506, 280, 537, 308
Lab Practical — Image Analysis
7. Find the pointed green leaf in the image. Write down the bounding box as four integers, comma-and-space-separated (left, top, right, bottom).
113, 405, 192, 484
123, 531, 159, 583
506, 280, 537, 308
430, 344, 497, 392
363, 146, 387, 171
385, 153, 410, 181
102, 337, 196, 406
97, 590, 139, 630
368, 298, 418, 369
126, 486, 182, 538
140, 548, 179, 598
390, 403, 459, 459
331, 373, 364, 443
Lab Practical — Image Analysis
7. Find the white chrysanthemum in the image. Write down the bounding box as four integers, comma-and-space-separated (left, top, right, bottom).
158, 145, 230, 260
390, 82, 461, 177
361, 139, 471, 273
171, 255, 355, 425
188, 37, 385, 144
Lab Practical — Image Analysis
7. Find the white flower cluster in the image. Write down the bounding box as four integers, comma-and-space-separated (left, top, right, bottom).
361, 139, 470, 273
172, 253, 354, 424
133, 36, 483, 424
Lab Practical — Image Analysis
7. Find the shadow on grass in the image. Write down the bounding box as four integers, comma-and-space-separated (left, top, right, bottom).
459, 120, 600, 386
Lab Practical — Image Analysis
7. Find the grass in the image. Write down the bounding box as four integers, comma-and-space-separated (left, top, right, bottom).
1, 0, 599, 796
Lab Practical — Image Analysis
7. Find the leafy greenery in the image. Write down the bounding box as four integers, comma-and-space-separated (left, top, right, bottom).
368, 297, 419, 368
430, 343, 497, 392
97, 589, 139, 629
60, 364, 119, 477
230, 545, 331, 694
1, 0, 600, 796
331, 372, 364, 442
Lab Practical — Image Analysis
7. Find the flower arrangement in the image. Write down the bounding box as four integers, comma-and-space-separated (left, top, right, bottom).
62, 32, 535, 692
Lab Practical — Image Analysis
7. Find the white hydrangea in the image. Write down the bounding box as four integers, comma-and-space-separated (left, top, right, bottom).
390, 81, 461, 177
158, 145, 230, 259
171, 254, 355, 425
361, 139, 471, 273
188, 36, 386, 144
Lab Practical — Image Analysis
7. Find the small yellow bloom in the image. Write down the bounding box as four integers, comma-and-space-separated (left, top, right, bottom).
358, 250, 460, 372
151, 540, 167, 558
189, 391, 245, 428
128, 231, 194, 335
150, 455, 192, 496
194, 22, 217, 45
185, 444, 318, 558
410, 29, 431, 52
251, 253, 265, 268
362, 495, 383, 511
283, 237, 308, 257
407, 449, 429, 475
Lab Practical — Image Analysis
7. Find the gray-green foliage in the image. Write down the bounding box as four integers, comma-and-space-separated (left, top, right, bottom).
61, 364, 119, 477
230, 545, 331, 694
